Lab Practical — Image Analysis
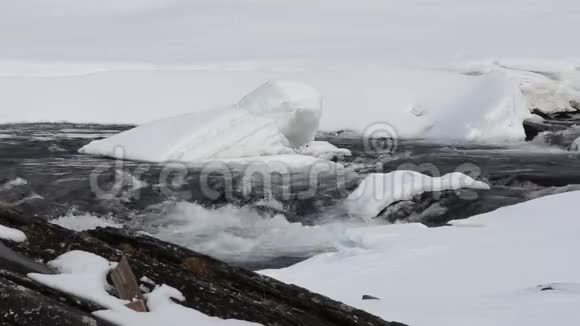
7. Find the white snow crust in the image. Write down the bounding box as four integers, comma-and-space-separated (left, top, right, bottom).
78, 81, 323, 162
238, 80, 322, 148
0, 224, 27, 243
263, 191, 580, 326
29, 250, 259, 326
345, 170, 490, 219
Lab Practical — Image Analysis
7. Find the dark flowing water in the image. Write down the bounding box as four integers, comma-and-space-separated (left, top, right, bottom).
1, 123, 580, 269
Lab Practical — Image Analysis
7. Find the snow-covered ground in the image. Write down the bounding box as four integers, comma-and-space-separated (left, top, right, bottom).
263, 191, 580, 326
1, 0, 580, 142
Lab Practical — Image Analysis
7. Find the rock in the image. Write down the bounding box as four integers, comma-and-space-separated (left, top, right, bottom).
523, 119, 567, 141
523, 109, 580, 141
0, 273, 115, 326
362, 295, 381, 300
541, 126, 580, 150
0, 205, 36, 226
0, 242, 54, 275
531, 108, 552, 120
0, 269, 107, 314
1, 209, 407, 326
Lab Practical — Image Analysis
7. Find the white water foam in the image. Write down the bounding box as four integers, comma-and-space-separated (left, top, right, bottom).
50, 213, 124, 232
0, 178, 28, 191
137, 201, 371, 266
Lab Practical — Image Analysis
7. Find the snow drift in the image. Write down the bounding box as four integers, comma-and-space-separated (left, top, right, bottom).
345, 170, 490, 219
79, 80, 321, 162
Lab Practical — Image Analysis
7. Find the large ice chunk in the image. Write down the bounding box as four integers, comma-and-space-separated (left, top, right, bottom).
238, 80, 322, 148
79, 106, 292, 162
79, 80, 321, 163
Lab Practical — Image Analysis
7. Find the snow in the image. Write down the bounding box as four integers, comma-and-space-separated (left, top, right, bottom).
451, 61, 580, 114
210, 155, 349, 176
29, 250, 260, 326
95, 284, 259, 326
29, 251, 126, 310
1, 64, 536, 142
263, 191, 580, 326
345, 170, 491, 220
0, 224, 27, 243
238, 80, 322, 148
50, 213, 123, 232
78, 80, 324, 162
1, 0, 580, 142
297, 141, 351, 160
79, 104, 292, 162
78, 69, 535, 164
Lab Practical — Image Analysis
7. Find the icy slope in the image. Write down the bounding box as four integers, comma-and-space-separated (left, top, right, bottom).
263, 191, 580, 326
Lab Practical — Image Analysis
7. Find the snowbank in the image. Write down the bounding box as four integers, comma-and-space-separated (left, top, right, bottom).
263, 191, 580, 326
345, 170, 490, 219
451, 61, 580, 114
0, 224, 27, 242
29, 250, 259, 326
1, 63, 538, 142
79, 80, 323, 162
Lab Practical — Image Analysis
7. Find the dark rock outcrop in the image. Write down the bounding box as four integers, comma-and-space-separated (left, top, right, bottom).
523, 109, 580, 144
0, 207, 407, 326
